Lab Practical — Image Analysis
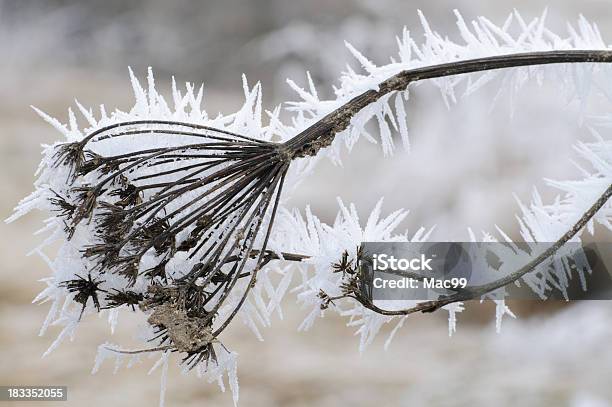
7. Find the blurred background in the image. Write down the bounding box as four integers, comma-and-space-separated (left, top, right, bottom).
1, 0, 612, 406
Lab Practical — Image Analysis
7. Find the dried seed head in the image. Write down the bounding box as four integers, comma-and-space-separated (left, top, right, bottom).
332, 250, 354, 274
53, 142, 86, 179
45, 120, 290, 368
59, 274, 106, 318
70, 185, 102, 229
104, 289, 144, 310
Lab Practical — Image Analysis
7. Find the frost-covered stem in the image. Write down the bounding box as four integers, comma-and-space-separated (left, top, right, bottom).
284, 50, 612, 158
348, 183, 612, 316
245, 185, 611, 315
224, 249, 309, 266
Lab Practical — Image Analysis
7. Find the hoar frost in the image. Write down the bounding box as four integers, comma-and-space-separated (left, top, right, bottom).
6, 10, 612, 406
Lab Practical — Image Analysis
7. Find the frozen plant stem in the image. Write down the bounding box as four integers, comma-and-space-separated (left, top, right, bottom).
42, 50, 612, 359
277, 50, 612, 315
284, 50, 612, 157
183, 51, 612, 316
328, 184, 612, 315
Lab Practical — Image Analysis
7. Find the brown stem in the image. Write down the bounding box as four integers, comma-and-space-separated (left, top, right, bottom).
275, 50, 612, 315
242, 182, 612, 316
283, 50, 612, 158
349, 183, 612, 316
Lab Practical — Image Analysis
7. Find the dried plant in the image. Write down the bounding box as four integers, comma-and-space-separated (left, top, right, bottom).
8, 10, 612, 406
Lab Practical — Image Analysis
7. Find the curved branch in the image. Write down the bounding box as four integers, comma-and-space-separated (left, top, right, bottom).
244, 184, 611, 316
277, 50, 612, 316
347, 183, 612, 316
283, 50, 612, 158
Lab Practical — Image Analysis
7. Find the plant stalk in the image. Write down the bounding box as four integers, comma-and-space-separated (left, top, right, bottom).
283, 50, 612, 158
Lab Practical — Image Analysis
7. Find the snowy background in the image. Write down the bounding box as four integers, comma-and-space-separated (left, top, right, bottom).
1, 0, 612, 406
